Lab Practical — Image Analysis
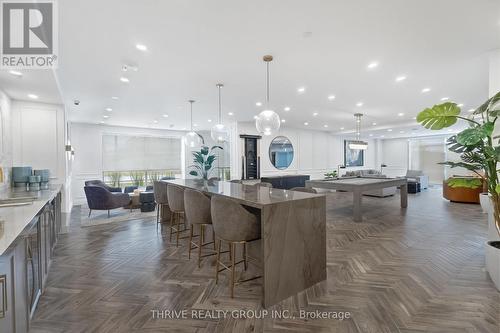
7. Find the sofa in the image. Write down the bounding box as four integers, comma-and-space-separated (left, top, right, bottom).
85, 180, 122, 193
84, 185, 131, 217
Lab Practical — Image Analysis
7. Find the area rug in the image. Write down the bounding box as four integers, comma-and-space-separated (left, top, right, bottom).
79, 205, 156, 227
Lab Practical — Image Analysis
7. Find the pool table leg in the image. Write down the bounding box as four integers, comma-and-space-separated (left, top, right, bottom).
400, 183, 408, 208
353, 190, 362, 222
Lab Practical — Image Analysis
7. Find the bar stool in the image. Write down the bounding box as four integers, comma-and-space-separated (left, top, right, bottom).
290, 187, 317, 193
166, 184, 187, 246
184, 188, 216, 267
211, 195, 261, 298
254, 182, 273, 188
153, 181, 169, 229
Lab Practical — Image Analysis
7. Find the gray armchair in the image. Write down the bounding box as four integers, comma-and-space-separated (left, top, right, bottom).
85, 180, 122, 192
406, 170, 429, 189
84, 185, 131, 217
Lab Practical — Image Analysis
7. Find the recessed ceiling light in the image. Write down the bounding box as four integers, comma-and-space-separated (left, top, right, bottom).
372, 122, 377, 126
162, 114, 169, 118
369, 133, 373, 137
356, 102, 363, 107
328, 95, 336, 100
253, 115, 258, 119
323, 124, 328, 128
399, 131, 405, 134
421, 88, 431, 93
313, 112, 318, 116
136, 44, 148, 51
193, 123, 198, 127
9, 70, 22, 77
103, 115, 109, 119
367, 62, 379, 69
105, 107, 112, 112
228, 112, 234, 116
380, 135, 385, 138
153, 120, 158, 124
468, 108, 475, 113
340, 127, 345, 130
441, 97, 449, 101
398, 113, 404, 117
207, 119, 212, 123
27, 94, 38, 99
99, 121, 105, 124
256, 102, 262, 107
304, 122, 309, 126
395, 76, 407, 82
111, 96, 119, 100
120, 77, 129, 83
412, 116, 417, 120
284, 106, 291, 111
387, 129, 393, 132
297, 87, 306, 93
281, 119, 286, 123
457, 103, 464, 107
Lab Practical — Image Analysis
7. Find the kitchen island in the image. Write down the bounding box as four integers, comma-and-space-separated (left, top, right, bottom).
0, 185, 62, 332
164, 179, 327, 307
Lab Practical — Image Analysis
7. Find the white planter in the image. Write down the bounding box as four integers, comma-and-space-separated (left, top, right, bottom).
479, 193, 490, 214
486, 241, 500, 290
486, 207, 500, 291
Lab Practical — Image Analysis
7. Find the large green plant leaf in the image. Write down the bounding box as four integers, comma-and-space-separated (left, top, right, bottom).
456, 127, 487, 146
446, 135, 474, 153
200, 146, 209, 155
210, 145, 223, 152
189, 170, 198, 176
473, 91, 500, 115
417, 102, 460, 130
439, 161, 482, 171
446, 177, 482, 189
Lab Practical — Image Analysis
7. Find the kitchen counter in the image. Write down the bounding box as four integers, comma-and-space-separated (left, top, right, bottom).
0, 184, 62, 256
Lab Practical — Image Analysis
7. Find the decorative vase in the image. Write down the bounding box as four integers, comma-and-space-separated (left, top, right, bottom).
12, 166, 32, 186
479, 193, 491, 214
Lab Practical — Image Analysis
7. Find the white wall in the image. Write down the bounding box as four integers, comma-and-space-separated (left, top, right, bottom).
71, 122, 187, 205
0, 90, 12, 192
10, 100, 70, 212
380, 138, 409, 177
235, 122, 377, 180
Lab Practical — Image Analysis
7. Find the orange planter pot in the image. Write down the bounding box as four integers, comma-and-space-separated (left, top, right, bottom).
442, 180, 482, 204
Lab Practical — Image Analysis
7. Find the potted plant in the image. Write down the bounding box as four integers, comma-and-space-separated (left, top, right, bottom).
324, 170, 338, 179
188, 145, 223, 180
416, 91, 500, 289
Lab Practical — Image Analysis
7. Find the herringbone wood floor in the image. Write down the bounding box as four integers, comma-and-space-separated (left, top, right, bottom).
30, 188, 499, 332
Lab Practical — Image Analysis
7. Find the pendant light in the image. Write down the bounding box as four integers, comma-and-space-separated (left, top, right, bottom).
185, 100, 203, 148
210, 83, 230, 143
348, 113, 368, 150
255, 55, 280, 136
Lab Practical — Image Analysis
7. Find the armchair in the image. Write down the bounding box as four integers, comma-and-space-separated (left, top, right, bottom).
85, 180, 122, 192
405, 170, 429, 190
84, 185, 131, 217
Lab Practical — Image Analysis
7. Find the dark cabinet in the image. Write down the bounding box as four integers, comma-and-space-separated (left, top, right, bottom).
261, 175, 310, 190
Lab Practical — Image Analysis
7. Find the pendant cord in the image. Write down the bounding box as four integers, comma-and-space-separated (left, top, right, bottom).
189, 100, 194, 131
266, 61, 270, 105
218, 85, 222, 123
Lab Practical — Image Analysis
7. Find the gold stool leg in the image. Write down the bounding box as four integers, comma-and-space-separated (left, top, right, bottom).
169, 211, 175, 242
188, 225, 194, 259
176, 212, 181, 247
215, 239, 221, 284
198, 224, 204, 268
212, 229, 216, 250
230, 242, 236, 298
243, 242, 248, 271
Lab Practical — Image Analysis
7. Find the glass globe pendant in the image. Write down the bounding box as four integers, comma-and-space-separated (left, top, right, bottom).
210, 83, 230, 143
255, 55, 280, 136
185, 100, 203, 148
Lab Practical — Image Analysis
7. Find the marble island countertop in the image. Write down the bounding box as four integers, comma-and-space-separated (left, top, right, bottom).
0, 184, 62, 256
164, 179, 324, 209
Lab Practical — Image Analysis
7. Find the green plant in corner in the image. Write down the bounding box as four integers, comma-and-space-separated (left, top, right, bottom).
188, 145, 223, 180
446, 177, 483, 189
416, 91, 500, 237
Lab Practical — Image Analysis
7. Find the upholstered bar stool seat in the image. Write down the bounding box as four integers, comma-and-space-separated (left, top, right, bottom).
211, 195, 261, 298
290, 187, 317, 193
167, 184, 188, 246
184, 188, 217, 267
153, 181, 170, 229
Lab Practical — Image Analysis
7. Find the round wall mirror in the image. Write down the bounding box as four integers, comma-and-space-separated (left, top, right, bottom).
269, 136, 294, 170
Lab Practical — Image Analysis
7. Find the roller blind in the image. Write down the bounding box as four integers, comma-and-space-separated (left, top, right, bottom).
102, 134, 181, 171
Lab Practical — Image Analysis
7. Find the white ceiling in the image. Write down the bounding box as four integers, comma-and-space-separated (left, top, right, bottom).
0, 0, 499, 139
